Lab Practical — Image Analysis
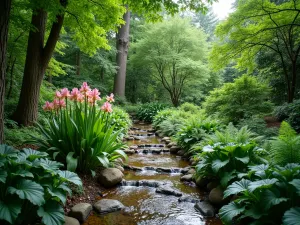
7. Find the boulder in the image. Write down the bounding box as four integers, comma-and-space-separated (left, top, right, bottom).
180, 167, 190, 174
93, 199, 124, 214
209, 187, 224, 205
187, 168, 196, 175
170, 146, 180, 154
98, 168, 123, 188
207, 181, 219, 191
129, 145, 138, 150
180, 174, 193, 182
195, 176, 209, 188
162, 137, 171, 142
177, 150, 185, 156
64, 216, 80, 225
68, 203, 92, 223
123, 149, 135, 154
156, 185, 182, 197
115, 165, 124, 172
178, 196, 200, 203
194, 201, 215, 217
167, 142, 177, 148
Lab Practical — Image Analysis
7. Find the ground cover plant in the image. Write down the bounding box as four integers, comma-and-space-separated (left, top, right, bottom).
0, 144, 82, 225
29, 83, 127, 174
136, 102, 168, 123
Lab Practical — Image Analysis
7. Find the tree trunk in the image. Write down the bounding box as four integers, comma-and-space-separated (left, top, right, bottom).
113, 8, 130, 97
7, 57, 16, 99
0, 0, 12, 143
289, 60, 297, 103
76, 49, 80, 76
13, 3, 66, 126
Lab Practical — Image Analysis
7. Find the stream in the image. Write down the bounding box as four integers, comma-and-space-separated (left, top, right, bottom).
84, 123, 222, 225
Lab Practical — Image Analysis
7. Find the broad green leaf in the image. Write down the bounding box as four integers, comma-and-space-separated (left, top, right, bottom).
248, 164, 269, 178
20, 148, 48, 161
283, 207, 300, 225
8, 179, 45, 206
0, 158, 6, 167
0, 170, 7, 183
212, 159, 230, 173
235, 156, 249, 164
0, 144, 17, 156
47, 187, 67, 204
58, 171, 82, 186
249, 178, 278, 192
11, 170, 34, 178
220, 171, 237, 188
38, 158, 64, 171
220, 202, 245, 225
289, 179, 300, 196
260, 190, 288, 210
224, 179, 251, 198
97, 155, 110, 168
57, 183, 72, 195
37, 200, 65, 225
0, 199, 22, 224
66, 152, 78, 172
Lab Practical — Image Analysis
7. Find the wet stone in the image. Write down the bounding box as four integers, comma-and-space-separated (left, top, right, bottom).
194, 201, 215, 217
64, 216, 80, 225
124, 149, 135, 154
156, 185, 183, 197
178, 196, 200, 203
180, 174, 193, 182
98, 168, 124, 188
170, 146, 180, 154
93, 199, 124, 214
177, 150, 185, 156
68, 203, 92, 223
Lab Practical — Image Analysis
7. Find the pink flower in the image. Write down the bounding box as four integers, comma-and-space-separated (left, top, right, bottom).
80, 82, 91, 95
76, 93, 84, 103
106, 93, 114, 103
53, 99, 60, 109
60, 88, 71, 98
70, 88, 80, 101
43, 101, 54, 111
59, 99, 66, 108
55, 91, 63, 99
87, 88, 101, 103
101, 101, 113, 113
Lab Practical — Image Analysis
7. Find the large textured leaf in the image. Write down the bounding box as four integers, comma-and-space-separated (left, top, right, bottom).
0, 170, 7, 183
37, 200, 65, 225
20, 148, 48, 161
47, 187, 67, 204
283, 207, 300, 225
224, 179, 251, 198
0, 158, 6, 167
220, 171, 237, 188
58, 171, 82, 186
11, 170, 34, 178
0, 144, 17, 156
66, 152, 78, 172
248, 178, 278, 192
219, 202, 245, 225
289, 179, 300, 196
248, 164, 269, 178
212, 159, 230, 173
260, 190, 288, 210
0, 198, 22, 224
235, 156, 249, 164
243, 203, 266, 219
8, 179, 45, 206
38, 158, 64, 171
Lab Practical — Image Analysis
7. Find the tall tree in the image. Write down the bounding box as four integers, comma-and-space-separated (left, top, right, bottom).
131, 17, 209, 106
113, 0, 217, 97
211, 0, 300, 103
0, 0, 12, 143
12, 0, 125, 125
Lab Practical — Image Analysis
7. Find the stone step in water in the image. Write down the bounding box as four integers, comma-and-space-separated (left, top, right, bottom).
124, 165, 189, 174
137, 148, 170, 154
137, 144, 165, 148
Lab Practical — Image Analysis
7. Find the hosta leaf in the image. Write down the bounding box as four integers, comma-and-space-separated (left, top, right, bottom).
66, 152, 78, 172
58, 171, 82, 186
8, 179, 45, 206
38, 158, 64, 171
11, 170, 34, 178
97, 155, 110, 168
0, 158, 6, 167
235, 156, 249, 164
219, 202, 245, 225
220, 171, 237, 188
248, 164, 269, 178
47, 187, 67, 204
0, 144, 17, 156
243, 203, 266, 219
283, 207, 300, 225
289, 179, 300, 196
248, 178, 278, 192
0, 198, 22, 224
0, 170, 7, 183
224, 179, 251, 198
20, 148, 48, 161
260, 190, 288, 210
212, 159, 229, 173
37, 200, 65, 225
57, 183, 72, 195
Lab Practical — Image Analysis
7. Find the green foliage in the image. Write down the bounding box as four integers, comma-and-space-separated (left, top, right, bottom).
152, 108, 176, 129
0, 144, 81, 225
274, 100, 300, 132
4, 125, 41, 147
110, 106, 132, 137
270, 122, 300, 165
136, 102, 168, 123
178, 103, 201, 114
220, 163, 300, 225
203, 75, 273, 124
29, 84, 127, 174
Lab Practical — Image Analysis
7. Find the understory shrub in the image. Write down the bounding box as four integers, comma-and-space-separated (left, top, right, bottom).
203, 75, 273, 124
0, 145, 82, 225
220, 163, 300, 225
29, 83, 127, 174
110, 106, 132, 137
136, 102, 168, 122
274, 99, 300, 132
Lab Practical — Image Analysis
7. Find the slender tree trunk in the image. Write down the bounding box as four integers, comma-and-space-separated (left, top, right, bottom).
113, 7, 130, 97
289, 59, 297, 103
0, 0, 12, 143
13, 2, 66, 126
7, 57, 16, 99
76, 50, 80, 76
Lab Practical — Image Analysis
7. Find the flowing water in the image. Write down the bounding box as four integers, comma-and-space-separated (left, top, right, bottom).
84, 124, 222, 225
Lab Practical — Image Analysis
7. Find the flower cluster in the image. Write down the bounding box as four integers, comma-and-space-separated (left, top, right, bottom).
43, 82, 114, 113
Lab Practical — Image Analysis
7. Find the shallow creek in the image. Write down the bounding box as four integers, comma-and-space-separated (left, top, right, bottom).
84, 124, 222, 225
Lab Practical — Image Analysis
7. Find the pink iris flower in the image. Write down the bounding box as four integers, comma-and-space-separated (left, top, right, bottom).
87, 88, 101, 103
80, 82, 91, 95
60, 88, 71, 98
55, 91, 63, 99
43, 101, 54, 111
53, 99, 60, 109
77, 93, 84, 103
59, 99, 66, 108
70, 88, 80, 101
106, 93, 114, 103
101, 101, 113, 113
